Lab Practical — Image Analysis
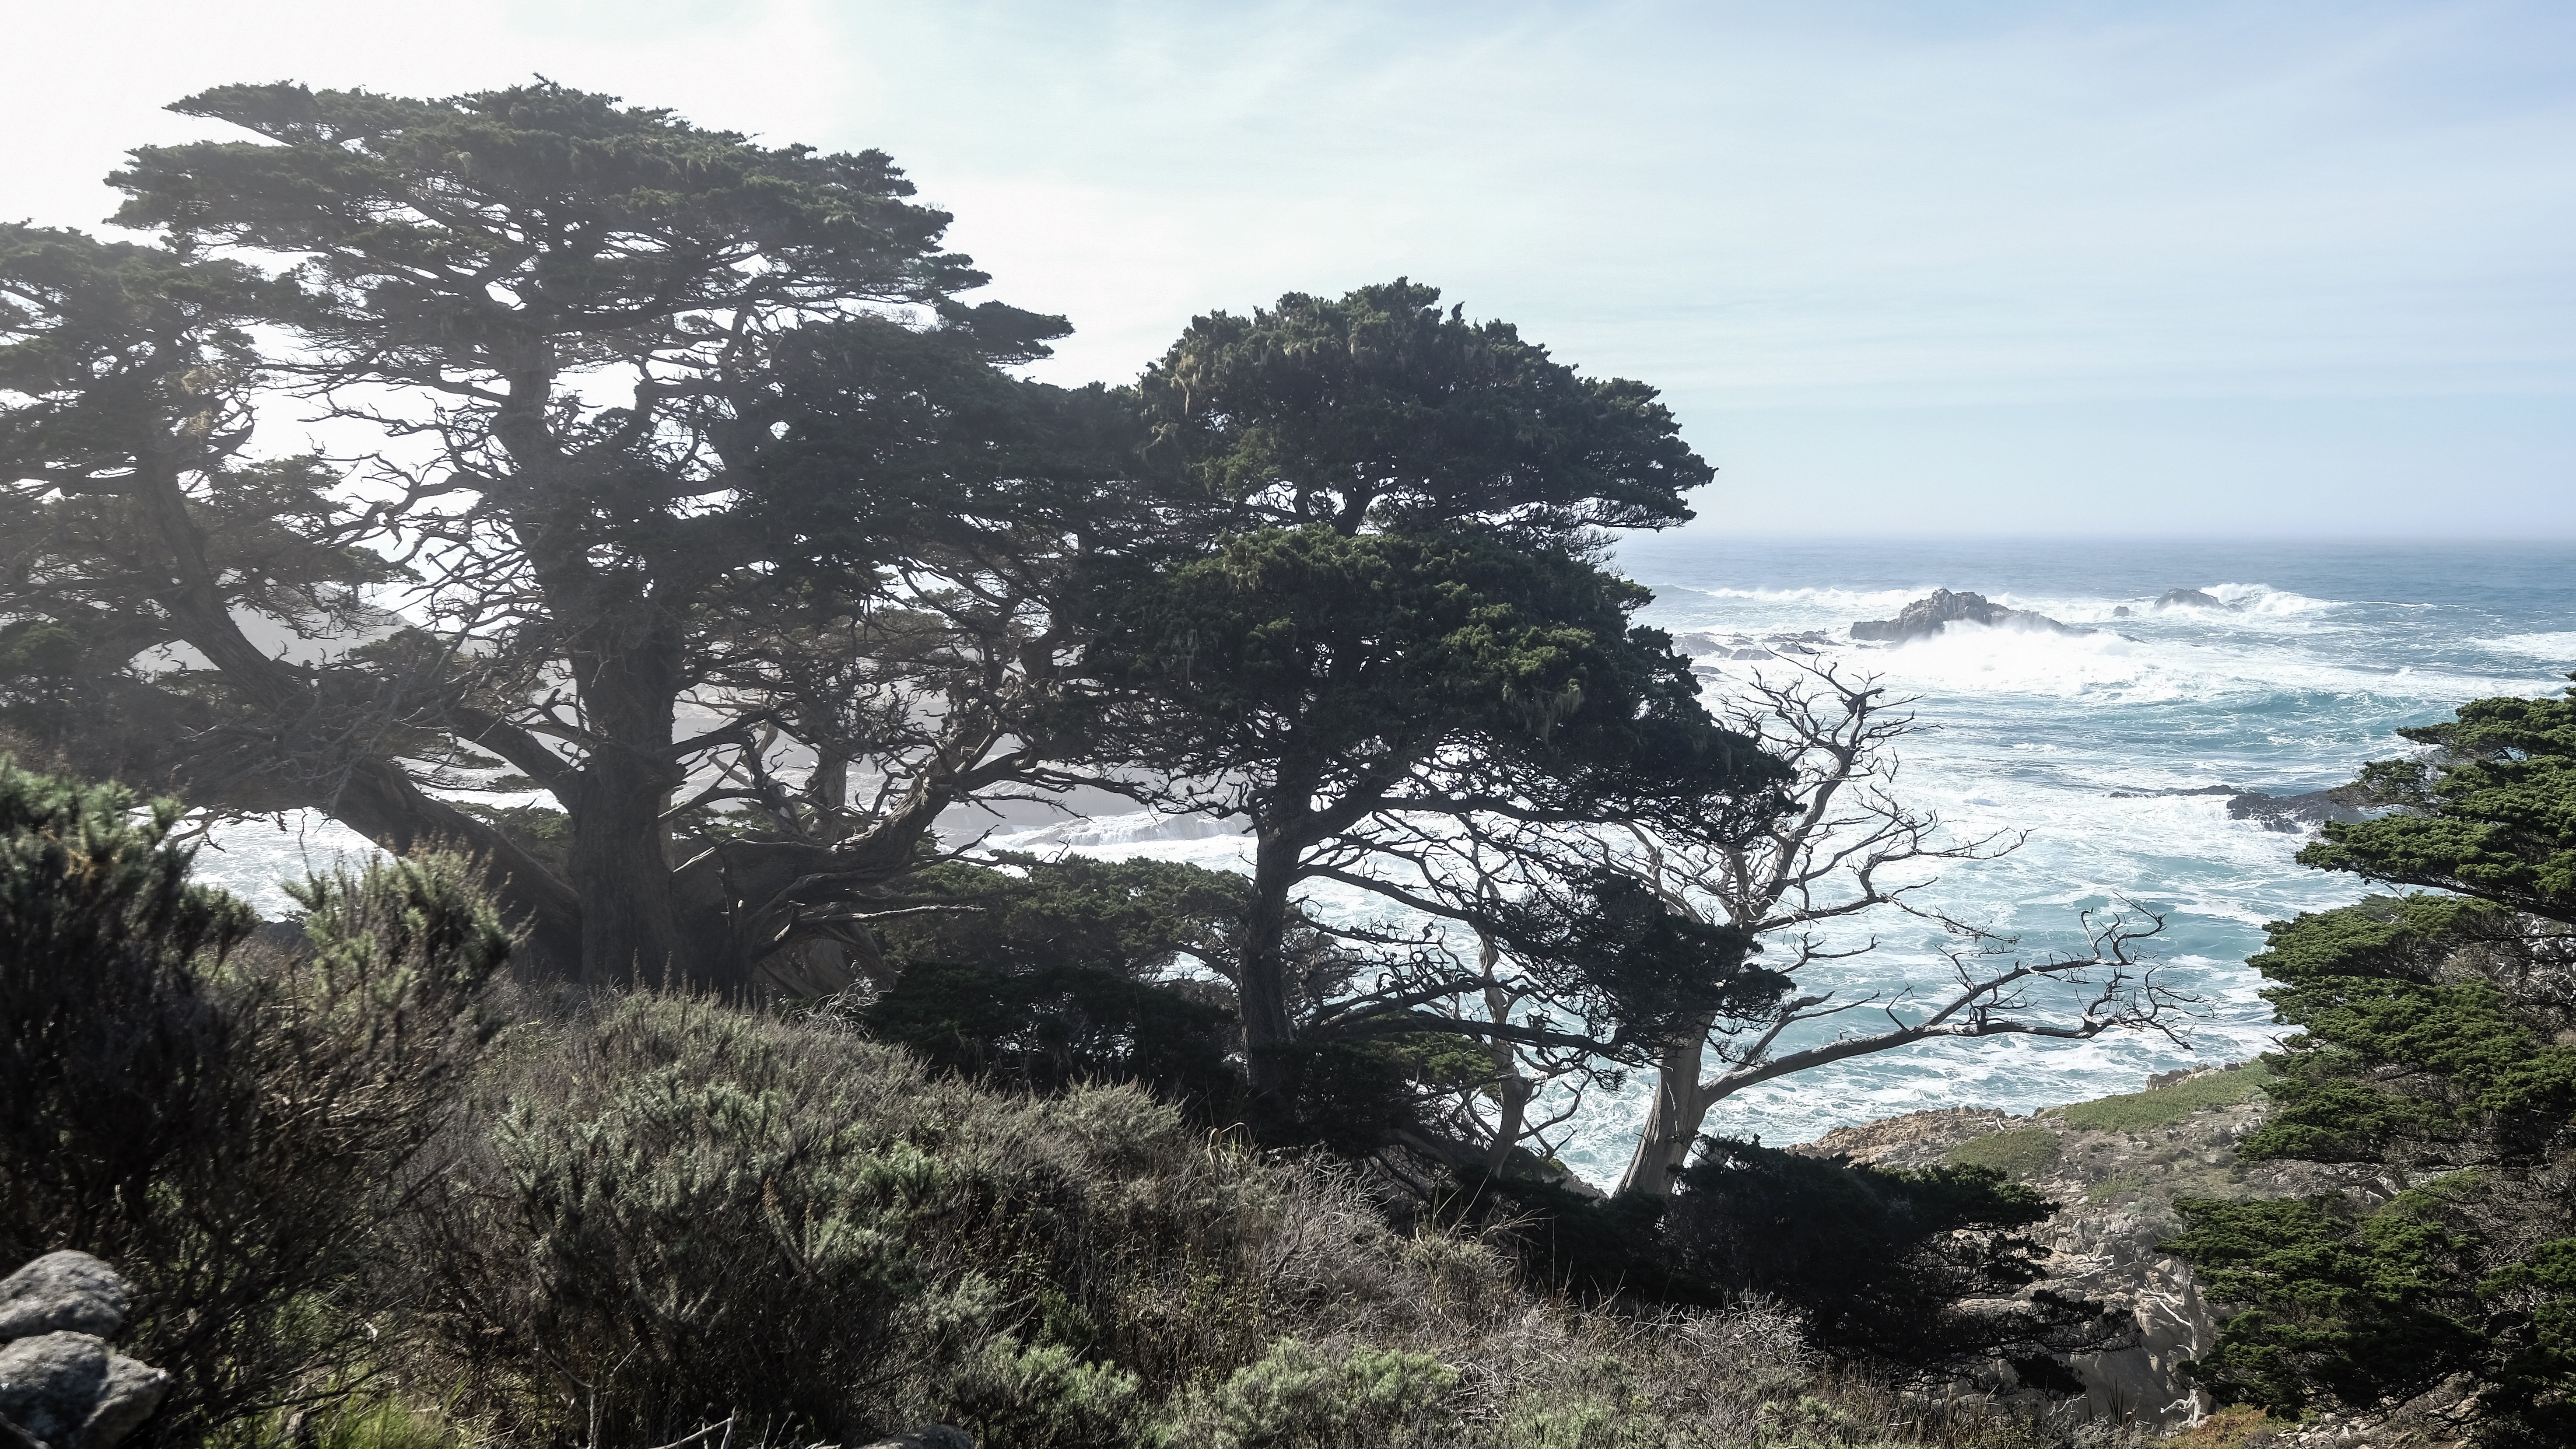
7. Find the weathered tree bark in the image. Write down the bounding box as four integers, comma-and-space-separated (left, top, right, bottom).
1619, 1036, 1710, 1200
554, 601, 693, 990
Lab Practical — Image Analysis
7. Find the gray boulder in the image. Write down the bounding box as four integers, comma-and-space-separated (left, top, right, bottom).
0, 1255, 128, 1341
0, 1334, 170, 1449
1849, 589, 2094, 644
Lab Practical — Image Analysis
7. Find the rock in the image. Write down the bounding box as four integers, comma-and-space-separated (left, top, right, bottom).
1847, 589, 2095, 644
2111, 606, 2132, 618
0, 1334, 170, 1449
856, 1429, 973, 1449
0, 1255, 128, 1341
2227, 788, 2368, 833
2154, 588, 2240, 611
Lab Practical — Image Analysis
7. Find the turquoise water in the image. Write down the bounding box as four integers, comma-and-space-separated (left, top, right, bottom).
189, 536, 2576, 1185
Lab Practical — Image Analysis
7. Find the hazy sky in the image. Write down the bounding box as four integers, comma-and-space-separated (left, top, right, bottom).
7, 1, 2571, 536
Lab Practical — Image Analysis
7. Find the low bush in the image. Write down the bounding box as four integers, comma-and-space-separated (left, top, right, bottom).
1665, 1138, 2119, 1390
0, 759, 508, 1446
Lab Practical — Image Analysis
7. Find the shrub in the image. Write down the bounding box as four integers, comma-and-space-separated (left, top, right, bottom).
0, 759, 509, 1446
410, 994, 1300, 1445
1664, 1138, 2117, 1389
1156, 1338, 1460, 1449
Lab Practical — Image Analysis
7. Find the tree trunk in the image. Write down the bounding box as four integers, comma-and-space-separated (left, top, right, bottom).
560, 607, 692, 991
561, 749, 687, 989
1617, 1033, 1711, 1199
1486, 1071, 1532, 1177
1239, 830, 1304, 1096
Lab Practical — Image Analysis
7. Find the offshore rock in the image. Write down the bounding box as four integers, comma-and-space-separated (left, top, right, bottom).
1848, 589, 2094, 644
2226, 788, 2368, 833
0, 1255, 128, 1341
2154, 588, 2240, 611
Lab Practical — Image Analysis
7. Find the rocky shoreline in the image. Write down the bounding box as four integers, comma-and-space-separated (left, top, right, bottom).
1798, 1064, 2478, 1445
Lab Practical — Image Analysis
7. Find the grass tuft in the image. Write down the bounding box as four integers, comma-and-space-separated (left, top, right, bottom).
1942, 1129, 2064, 1180
2058, 1064, 2272, 1134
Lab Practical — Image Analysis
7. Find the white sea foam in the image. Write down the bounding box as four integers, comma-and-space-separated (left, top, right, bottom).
186, 809, 382, 918
2485, 631, 2576, 662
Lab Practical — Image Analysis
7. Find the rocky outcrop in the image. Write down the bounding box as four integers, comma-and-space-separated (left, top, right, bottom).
2154, 588, 2240, 611
1797, 1064, 2382, 1432
2106, 784, 2371, 835
1848, 590, 2094, 644
2225, 788, 2368, 833
0, 1254, 168, 1449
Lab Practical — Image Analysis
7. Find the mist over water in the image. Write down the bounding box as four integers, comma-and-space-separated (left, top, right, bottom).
187, 537, 2576, 1186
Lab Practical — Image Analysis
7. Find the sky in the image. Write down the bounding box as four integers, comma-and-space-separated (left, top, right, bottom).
5, 0, 2571, 537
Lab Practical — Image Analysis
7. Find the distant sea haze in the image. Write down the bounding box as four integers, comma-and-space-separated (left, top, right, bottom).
191, 537, 2576, 1187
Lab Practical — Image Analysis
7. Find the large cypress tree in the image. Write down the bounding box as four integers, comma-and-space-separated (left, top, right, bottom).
1080, 281, 1788, 1103
7, 82, 1118, 988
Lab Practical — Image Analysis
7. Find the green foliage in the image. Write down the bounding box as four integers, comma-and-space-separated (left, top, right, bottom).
947, 1334, 1145, 1448
1665, 1139, 2111, 1386
2168, 1182, 2490, 1416
2056, 1064, 2273, 1134
874, 854, 1249, 981
1943, 1129, 2065, 1180
0, 758, 506, 1447
2236, 895, 2576, 1168
2298, 680, 2576, 925
857, 854, 1245, 1110
1156, 1338, 1460, 1449
1490, 868, 1787, 1051
859, 957, 1240, 1110
1090, 523, 1754, 813
1136, 279, 1707, 536
2169, 682, 2576, 1440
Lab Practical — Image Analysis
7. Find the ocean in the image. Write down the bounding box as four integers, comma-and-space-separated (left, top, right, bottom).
188, 536, 2576, 1186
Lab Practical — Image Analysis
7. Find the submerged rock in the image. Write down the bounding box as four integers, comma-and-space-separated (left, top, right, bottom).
1849, 589, 2094, 644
